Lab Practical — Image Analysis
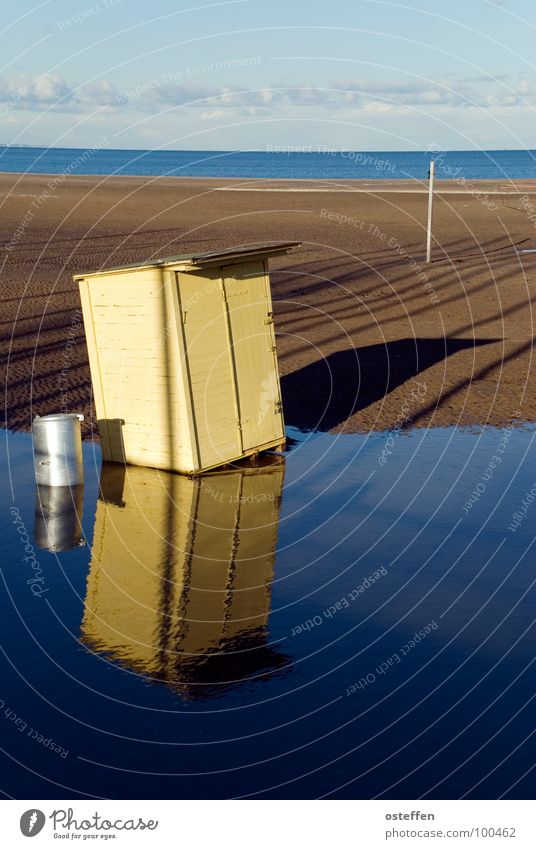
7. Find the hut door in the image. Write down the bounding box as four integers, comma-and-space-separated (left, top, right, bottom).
222, 261, 284, 451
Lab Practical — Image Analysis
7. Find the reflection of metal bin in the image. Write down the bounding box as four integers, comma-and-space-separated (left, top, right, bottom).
81, 460, 287, 696
34, 484, 84, 552
75, 242, 298, 474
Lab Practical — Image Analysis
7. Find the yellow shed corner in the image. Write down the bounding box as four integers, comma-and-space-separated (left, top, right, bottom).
75, 241, 299, 474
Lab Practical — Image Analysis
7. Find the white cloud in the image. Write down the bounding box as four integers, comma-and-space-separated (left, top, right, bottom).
30, 74, 71, 103
1, 72, 536, 120
1, 73, 71, 107
124, 75, 536, 113
362, 102, 396, 114
0, 73, 76, 113
82, 80, 121, 106
200, 109, 226, 120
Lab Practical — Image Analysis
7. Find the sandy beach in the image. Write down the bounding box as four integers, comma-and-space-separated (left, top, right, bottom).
1, 172, 535, 438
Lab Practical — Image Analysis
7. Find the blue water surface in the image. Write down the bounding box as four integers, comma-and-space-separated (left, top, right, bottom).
1, 423, 536, 799
1, 147, 536, 181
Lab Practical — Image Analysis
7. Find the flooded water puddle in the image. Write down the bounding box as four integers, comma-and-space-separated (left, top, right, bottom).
1, 422, 536, 799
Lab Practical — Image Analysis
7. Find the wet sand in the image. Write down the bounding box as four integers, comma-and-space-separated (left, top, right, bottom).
1, 172, 535, 437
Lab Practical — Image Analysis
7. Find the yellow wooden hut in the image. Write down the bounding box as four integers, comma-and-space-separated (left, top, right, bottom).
75, 242, 298, 474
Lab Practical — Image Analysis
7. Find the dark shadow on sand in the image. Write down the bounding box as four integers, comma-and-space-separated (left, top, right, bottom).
281, 336, 499, 432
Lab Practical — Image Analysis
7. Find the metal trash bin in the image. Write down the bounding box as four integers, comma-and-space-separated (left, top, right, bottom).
32, 413, 84, 487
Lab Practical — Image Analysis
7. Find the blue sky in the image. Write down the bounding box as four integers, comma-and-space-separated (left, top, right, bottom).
1, 0, 536, 150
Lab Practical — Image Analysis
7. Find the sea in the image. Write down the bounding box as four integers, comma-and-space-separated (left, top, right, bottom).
1, 146, 536, 180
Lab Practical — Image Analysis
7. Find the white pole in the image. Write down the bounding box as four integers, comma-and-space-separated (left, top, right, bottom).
426, 160, 435, 264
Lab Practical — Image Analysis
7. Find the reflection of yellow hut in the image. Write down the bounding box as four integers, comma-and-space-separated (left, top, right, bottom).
81, 459, 287, 697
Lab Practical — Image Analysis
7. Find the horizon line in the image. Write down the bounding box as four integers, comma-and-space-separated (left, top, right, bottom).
1, 144, 535, 155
